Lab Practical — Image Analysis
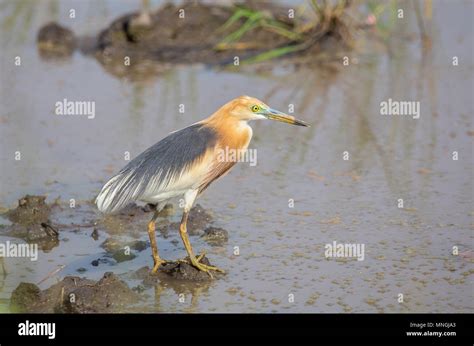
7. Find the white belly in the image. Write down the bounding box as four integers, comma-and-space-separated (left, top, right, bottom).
140, 149, 214, 204
140, 189, 188, 204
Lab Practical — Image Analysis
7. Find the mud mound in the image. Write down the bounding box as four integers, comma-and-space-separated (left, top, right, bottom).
2, 195, 59, 250
95, 2, 290, 65
37, 2, 354, 79
135, 255, 224, 283
37, 22, 77, 59
201, 226, 229, 246
10, 272, 140, 313
159, 256, 224, 281
6, 195, 52, 225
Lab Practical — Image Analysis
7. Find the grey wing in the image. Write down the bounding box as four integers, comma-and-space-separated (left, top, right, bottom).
95, 123, 217, 213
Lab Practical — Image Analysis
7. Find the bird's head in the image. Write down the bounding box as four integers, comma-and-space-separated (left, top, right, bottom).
218, 95, 309, 127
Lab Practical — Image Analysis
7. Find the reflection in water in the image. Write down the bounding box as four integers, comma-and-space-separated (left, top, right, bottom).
95, 54, 171, 82
0, 257, 6, 276
153, 280, 212, 313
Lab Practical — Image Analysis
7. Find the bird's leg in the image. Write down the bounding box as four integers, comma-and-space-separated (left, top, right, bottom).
178, 211, 225, 277
148, 209, 167, 273
176, 251, 206, 264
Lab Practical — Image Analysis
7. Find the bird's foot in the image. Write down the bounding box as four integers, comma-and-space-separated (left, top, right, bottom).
151, 258, 168, 274
176, 252, 206, 264
189, 253, 225, 278
175, 252, 225, 278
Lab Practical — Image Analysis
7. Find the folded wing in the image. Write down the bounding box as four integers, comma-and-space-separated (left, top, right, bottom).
95, 123, 218, 213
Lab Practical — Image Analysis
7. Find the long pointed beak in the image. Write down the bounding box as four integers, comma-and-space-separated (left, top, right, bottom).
263, 108, 309, 127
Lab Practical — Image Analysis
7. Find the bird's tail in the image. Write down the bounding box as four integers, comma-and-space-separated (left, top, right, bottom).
95, 171, 139, 214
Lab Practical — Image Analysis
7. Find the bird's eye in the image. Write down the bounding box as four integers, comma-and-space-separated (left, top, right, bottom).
251, 105, 260, 113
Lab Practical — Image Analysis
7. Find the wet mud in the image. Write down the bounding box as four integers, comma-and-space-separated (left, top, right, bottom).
10, 272, 140, 313
36, 1, 352, 79
136, 254, 224, 283
37, 22, 77, 59
2, 196, 59, 251
3, 195, 228, 312
201, 227, 229, 246
95, 2, 291, 64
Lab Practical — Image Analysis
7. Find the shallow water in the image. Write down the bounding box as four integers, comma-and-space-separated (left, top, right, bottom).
0, 0, 472, 312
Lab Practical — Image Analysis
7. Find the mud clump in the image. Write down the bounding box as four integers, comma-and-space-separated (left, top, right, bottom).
92, 2, 305, 80
2, 195, 59, 250
95, 2, 296, 65
136, 255, 223, 283
36, 2, 354, 80
10, 272, 140, 313
60, 272, 140, 313
5, 223, 58, 244
96, 3, 239, 65
6, 195, 52, 225
10, 283, 41, 312
160, 256, 220, 282
201, 227, 229, 246
37, 22, 77, 59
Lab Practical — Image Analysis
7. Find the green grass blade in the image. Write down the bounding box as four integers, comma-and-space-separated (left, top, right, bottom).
240, 44, 304, 65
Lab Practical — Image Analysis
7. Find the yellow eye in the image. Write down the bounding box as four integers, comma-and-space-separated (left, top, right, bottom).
251, 105, 260, 113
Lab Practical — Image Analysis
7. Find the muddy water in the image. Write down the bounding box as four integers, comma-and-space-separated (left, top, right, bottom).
0, 0, 472, 312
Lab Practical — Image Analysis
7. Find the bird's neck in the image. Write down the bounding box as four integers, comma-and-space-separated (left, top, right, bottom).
203, 116, 253, 151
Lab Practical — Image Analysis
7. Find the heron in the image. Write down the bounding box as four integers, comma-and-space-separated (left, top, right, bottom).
96, 96, 308, 276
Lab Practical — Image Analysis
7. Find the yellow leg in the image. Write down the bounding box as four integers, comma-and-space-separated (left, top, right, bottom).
178, 211, 225, 278
147, 217, 167, 273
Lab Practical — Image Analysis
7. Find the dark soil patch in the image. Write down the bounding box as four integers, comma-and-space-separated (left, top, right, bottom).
2, 195, 59, 251
135, 255, 224, 283
36, 2, 353, 79
37, 22, 77, 59
10, 272, 140, 313
201, 226, 229, 246
95, 2, 288, 65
